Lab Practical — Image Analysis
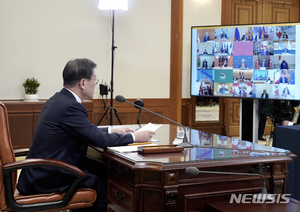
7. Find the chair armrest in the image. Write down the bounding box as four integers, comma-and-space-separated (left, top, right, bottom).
3, 158, 87, 212
13, 148, 29, 157
3, 158, 86, 179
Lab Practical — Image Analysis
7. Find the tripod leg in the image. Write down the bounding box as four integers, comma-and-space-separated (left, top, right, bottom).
97, 107, 110, 125
113, 107, 122, 125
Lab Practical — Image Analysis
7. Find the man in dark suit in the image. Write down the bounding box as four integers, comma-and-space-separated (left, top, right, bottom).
254, 32, 261, 41
239, 87, 246, 97
203, 32, 210, 42
261, 89, 269, 99
278, 72, 289, 84
241, 31, 249, 41
239, 59, 247, 69
260, 59, 268, 69
282, 86, 290, 98
260, 46, 269, 55
220, 31, 228, 39
202, 59, 208, 69
17, 58, 155, 212
282, 32, 288, 40
280, 60, 289, 70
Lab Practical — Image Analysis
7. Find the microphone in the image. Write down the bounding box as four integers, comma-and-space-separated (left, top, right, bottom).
185, 167, 273, 199
134, 99, 144, 125
116, 95, 194, 148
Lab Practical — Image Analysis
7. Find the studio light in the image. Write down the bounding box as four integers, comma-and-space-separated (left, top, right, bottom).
97, 0, 128, 125
98, 0, 128, 10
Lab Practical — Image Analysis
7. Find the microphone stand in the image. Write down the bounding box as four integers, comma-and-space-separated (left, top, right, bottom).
134, 99, 144, 125
185, 167, 273, 199
137, 109, 142, 125
98, 10, 122, 126
117, 96, 194, 148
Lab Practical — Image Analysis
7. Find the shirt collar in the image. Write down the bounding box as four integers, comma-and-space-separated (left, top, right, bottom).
65, 88, 82, 103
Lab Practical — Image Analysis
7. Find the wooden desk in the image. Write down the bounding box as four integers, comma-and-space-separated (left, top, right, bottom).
273, 125, 300, 201
1, 100, 93, 149
88, 125, 296, 212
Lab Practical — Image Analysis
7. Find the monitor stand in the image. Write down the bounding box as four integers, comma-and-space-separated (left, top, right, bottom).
240, 99, 259, 143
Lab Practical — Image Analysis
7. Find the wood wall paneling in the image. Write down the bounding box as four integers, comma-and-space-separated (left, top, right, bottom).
233, 1, 259, 24
93, 99, 171, 126
190, 97, 226, 135
170, 0, 183, 123
222, 0, 300, 137
225, 98, 240, 136
265, 0, 299, 23
1, 100, 94, 149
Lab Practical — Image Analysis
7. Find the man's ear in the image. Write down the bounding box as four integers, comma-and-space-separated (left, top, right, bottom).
79, 78, 85, 89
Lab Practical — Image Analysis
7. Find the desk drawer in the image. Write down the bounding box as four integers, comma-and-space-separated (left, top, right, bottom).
109, 161, 135, 181
107, 176, 135, 211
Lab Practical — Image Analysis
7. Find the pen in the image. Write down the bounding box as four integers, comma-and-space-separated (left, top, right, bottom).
129, 142, 152, 146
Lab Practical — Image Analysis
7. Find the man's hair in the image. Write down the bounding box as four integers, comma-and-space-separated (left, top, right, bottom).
63, 58, 97, 87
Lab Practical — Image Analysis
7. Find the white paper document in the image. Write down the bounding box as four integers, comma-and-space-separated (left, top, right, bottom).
136, 123, 162, 132
108, 143, 158, 153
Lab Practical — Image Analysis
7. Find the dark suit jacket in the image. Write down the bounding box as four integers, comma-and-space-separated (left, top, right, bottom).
241, 35, 248, 41
279, 77, 289, 84
260, 50, 269, 55
239, 63, 247, 69
203, 36, 210, 42
261, 93, 269, 99
17, 88, 133, 195
221, 33, 228, 39
280, 62, 289, 69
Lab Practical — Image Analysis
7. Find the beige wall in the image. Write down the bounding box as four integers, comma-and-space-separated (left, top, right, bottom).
0, 0, 221, 100
182, 0, 221, 98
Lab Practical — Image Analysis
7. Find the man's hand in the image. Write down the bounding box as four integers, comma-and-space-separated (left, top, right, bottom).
282, 120, 293, 126
111, 127, 135, 134
133, 130, 155, 142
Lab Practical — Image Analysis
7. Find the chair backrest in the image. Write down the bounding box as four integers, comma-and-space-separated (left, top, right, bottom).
0, 102, 17, 210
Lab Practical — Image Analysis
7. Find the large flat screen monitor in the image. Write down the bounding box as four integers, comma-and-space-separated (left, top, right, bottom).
190, 23, 299, 100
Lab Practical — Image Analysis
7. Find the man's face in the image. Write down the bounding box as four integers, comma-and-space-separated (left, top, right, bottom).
83, 69, 98, 100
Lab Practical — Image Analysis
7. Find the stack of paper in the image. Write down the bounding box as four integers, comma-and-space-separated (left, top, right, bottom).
107, 123, 162, 153
108, 143, 158, 153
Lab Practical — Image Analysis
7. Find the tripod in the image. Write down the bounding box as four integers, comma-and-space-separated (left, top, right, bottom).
97, 10, 122, 126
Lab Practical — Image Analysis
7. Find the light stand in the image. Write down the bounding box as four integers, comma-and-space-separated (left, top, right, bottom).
97, 10, 122, 126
